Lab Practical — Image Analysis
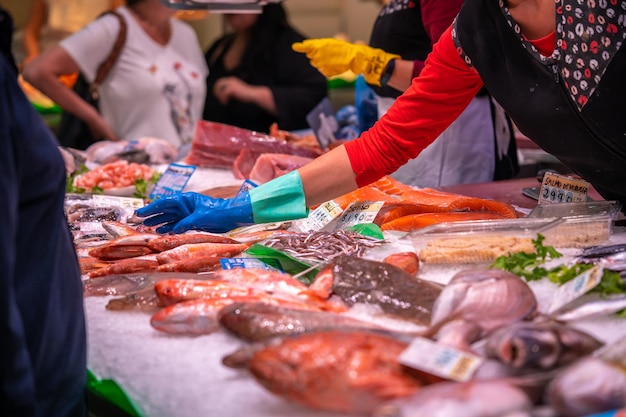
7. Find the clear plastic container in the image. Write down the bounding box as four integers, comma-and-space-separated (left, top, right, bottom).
406, 206, 618, 264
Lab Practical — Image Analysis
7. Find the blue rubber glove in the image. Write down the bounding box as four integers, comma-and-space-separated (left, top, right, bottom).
136, 191, 254, 234
136, 171, 309, 234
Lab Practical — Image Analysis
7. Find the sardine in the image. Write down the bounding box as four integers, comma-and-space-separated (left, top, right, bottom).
552, 294, 626, 321
580, 244, 626, 259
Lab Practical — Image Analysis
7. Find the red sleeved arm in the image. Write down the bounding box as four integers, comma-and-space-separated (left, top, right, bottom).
345, 26, 484, 187
412, 0, 464, 78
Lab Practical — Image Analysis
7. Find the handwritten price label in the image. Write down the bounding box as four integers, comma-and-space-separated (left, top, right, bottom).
292, 200, 343, 232
548, 264, 603, 314
334, 201, 384, 230
539, 172, 589, 204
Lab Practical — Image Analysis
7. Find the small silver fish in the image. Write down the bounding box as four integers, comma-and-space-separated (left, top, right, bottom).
552, 294, 626, 321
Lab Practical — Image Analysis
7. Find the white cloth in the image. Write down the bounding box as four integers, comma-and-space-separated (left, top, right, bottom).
389, 94, 498, 188
61, 7, 208, 148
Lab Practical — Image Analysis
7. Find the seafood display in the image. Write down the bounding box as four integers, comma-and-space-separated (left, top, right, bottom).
73, 160, 155, 192
68, 165, 626, 417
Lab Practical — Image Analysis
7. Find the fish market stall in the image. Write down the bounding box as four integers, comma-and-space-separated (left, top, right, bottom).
79, 166, 626, 417
65, 122, 626, 417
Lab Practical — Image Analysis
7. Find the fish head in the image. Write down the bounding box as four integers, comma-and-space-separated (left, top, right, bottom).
486, 323, 562, 369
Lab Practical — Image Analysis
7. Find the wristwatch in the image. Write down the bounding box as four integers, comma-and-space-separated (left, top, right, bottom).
380, 58, 396, 87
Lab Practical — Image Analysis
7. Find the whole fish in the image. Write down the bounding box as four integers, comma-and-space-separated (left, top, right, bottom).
245, 329, 422, 415
552, 293, 626, 322
147, 232, 239, 252
155, 242, 250, 264
106, 286, 163, 312
373, 379, 532, 417
154, 279, 263, 306
545, 357, 626, 417
211, 268, 347, 312
155, 255, 223, 273
428, 269, 537, 341
383, 252, 420, 276
150, 295, 328, 335
309, 255, 442, 325
484, 320, 603, 370
101, 220, 140, 238
88, 255, 159, 278
83, 271, 201, 297
88, 233, 160, 260
218, 301, 384, 342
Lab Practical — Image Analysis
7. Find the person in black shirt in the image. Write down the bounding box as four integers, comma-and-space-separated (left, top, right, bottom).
202, 3, 328, 133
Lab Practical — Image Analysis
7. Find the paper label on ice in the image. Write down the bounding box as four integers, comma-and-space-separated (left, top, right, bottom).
91, 194, 144, 209
399, 337, 483, 382
220, 257, 283, 272
333, 201, 384, 231
548, 264, 603, 314
539, 172, 589, 204
150, 163, 196, 200
292, 200, 343, 232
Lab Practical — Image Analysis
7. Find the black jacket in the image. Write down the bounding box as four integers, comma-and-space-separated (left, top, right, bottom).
203, 27, 328, 133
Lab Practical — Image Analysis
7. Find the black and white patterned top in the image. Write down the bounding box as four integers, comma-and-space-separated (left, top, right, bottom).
455, 0, 626, 111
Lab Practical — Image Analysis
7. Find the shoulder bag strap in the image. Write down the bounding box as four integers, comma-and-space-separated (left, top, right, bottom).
89, 10, 127, 100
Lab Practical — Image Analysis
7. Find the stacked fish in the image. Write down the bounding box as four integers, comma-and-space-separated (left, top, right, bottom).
215, 262, 626, 417
76, 220, 255, 278
323, 176, 520, 232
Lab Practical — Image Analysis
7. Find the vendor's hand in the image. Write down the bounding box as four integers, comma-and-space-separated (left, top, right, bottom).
292, 38, 400, 86
213, 76, 252, 105
135, 192, 254, 234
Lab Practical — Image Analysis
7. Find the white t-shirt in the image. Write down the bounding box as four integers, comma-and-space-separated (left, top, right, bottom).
61, 7, 208, 148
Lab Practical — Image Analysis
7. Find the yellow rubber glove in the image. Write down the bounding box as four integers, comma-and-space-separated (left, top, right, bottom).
292, 38, 400, 87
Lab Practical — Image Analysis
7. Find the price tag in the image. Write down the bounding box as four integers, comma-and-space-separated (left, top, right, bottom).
539, 172, 589, 204
333, 201, 384, 231
548, 264, 603, 314
292, 200, 343, 232
549, 265, 603, 314
399, 336, 483, 382
149, 163, 196, 200
220, 257, 283, 272
237, 179, 258, 194
91, 194, 144, 209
